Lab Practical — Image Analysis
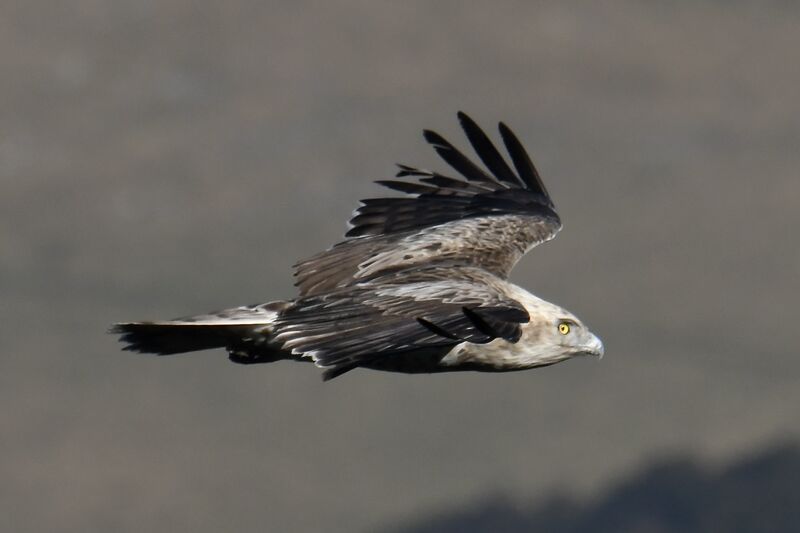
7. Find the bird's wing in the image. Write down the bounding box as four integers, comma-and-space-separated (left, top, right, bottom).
294, 112, 561, 296
274, 267, 529, 380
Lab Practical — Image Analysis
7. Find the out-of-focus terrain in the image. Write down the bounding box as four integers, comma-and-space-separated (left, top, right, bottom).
395, 443, 800, 533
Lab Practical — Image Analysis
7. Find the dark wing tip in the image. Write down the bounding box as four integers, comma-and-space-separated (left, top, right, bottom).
422, 129, 449, 148
344, 111, 559, 239
497, 121, 552, 205
455, 111, 524, 188
395, 163, 432, 178
374, 180, 438, 195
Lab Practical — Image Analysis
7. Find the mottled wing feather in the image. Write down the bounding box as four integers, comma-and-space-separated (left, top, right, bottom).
294, 112, 561, 296
275, 268, 529, 376
293, 235, 389, 296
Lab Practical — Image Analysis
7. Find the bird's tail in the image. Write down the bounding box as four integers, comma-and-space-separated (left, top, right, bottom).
110, 301, 290, 361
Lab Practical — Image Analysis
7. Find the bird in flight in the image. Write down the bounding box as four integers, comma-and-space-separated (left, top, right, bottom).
112, 112, 603, 380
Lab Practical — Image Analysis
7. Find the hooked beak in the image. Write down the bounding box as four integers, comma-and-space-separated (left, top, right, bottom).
584, 333, 604, 359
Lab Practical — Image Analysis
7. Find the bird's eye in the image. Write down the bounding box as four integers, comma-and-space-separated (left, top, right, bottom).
558, 322, 571, 335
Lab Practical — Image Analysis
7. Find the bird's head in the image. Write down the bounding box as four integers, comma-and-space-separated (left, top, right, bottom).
547, 314, 604, 359
511, 292, 604, 367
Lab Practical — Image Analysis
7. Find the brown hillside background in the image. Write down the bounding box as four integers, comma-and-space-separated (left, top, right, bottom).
2, 2, 798, 531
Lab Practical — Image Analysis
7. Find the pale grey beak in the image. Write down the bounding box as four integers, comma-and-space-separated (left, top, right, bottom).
585, 332, 605, 359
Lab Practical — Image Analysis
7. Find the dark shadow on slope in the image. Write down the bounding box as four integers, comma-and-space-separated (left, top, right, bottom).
391, 442, 800, 533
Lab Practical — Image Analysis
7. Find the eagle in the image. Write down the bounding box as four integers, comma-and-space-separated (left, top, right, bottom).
112, 112, 603, 380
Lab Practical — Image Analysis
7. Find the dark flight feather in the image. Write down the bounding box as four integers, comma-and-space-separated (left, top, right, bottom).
498, 121, 551, 205
373, 180, 441, 196
344, 111, 557, 239
417, 174, 495, 194
456, 111, 522, 187
422, 129, 497, 185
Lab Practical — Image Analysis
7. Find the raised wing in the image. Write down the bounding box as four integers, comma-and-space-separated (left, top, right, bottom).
294, 112, 561, 296
347, 112, 556, 237
275, 267, 529, 380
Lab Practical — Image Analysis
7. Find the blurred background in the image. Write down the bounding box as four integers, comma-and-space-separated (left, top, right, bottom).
2, 1, 798, 531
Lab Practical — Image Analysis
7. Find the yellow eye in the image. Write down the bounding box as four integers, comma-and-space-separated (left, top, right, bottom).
558, 322, 571, 335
